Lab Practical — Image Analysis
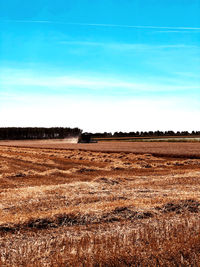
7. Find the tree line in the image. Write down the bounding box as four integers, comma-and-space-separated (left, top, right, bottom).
83, 130, 200, 139
1, 128, 199, 141
0, 127, 82, 140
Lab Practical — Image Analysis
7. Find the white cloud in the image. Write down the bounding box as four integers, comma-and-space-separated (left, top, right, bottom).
1, 94, 200, 132
1, 70, 199, 94
1, 69, 199, 131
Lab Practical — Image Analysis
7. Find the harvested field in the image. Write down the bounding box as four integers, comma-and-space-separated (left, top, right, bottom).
0, 144, 200, 266
2, 140, 200, 158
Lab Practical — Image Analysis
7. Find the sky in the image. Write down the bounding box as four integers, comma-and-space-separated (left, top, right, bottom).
0, 0, 200, 132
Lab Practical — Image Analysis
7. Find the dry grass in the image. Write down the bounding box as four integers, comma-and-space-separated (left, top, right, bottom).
0, 144, 200, 266
2, 140, 200, 158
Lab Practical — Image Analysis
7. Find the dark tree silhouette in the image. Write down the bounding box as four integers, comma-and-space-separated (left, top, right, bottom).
0, 127, 82, 140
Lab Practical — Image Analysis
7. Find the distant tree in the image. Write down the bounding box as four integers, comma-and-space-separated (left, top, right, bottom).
0, 127, 82, 140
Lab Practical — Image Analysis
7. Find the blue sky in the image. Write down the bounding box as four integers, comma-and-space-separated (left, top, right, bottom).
0, 0, 200, 132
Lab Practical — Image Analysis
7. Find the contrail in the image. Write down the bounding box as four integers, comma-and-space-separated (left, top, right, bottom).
2, 20, 200, 30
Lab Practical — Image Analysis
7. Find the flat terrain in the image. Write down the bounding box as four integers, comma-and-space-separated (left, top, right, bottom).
2, 140, 200, 157
0, 142, 200, 266
93, 135, 200, 142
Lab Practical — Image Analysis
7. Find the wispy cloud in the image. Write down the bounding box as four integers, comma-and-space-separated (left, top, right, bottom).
59, 41, 198, 50
153, 30, 192, 34
2, 19, 200, 31
1, 70, 199, 95
174, 72, 200, 79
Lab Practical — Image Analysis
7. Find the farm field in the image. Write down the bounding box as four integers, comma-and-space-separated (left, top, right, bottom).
2, 139, 200, 157
92, 135, 200, 143
0, 143, 200, 266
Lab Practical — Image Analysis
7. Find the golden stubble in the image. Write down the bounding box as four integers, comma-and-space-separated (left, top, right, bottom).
0, 144, 200, 266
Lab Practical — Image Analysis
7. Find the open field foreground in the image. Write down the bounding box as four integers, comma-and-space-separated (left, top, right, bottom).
0, 144, 200, 266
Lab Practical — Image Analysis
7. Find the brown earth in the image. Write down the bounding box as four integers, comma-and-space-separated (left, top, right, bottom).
1, 140, 200, 158
0, 143, 200, 266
